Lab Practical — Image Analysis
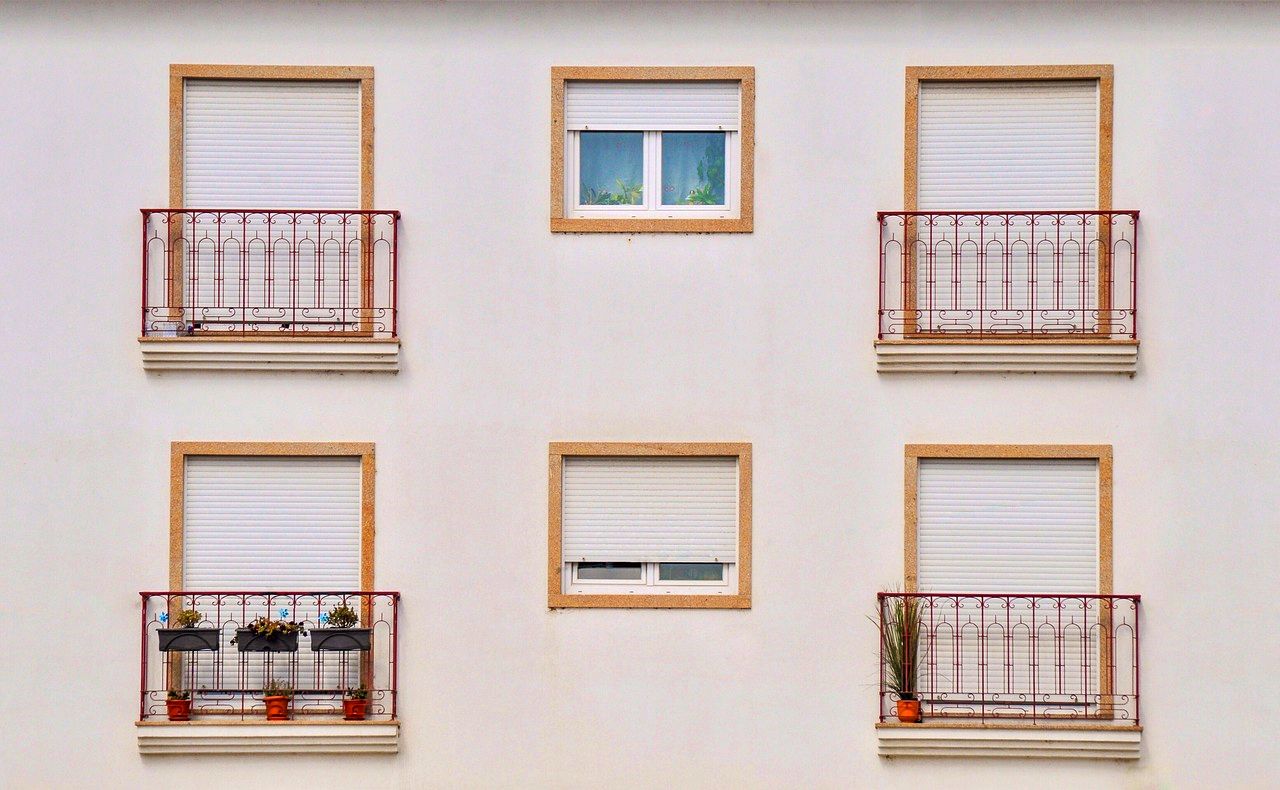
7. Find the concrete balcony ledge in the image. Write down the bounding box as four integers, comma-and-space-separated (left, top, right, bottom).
875, 339, 1139, 374
138, 337, 400, 372
136, 720, 400, 754
876, 722, 1141, 760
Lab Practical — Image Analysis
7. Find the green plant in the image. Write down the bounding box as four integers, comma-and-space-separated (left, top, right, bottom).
174, 609, 203, 628
345, 685, 369, 700
167, 689, 190, 700
582, 178, 643, 205
262, 679, 294, 699
876, 595, 922, 701
241, 616, 306, 638
326, 605, 359, 629
678, 139, 726, 205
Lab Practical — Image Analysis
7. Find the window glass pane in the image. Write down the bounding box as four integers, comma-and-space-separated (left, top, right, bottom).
576, 562, 643, 580
578, 132, 643, 205
661, 132, 726, 206
658, 563, 724, 582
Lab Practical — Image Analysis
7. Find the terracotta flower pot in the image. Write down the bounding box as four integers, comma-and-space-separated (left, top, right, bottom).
895, 698, 921, 723
166, 698, 192, 722
264, 695, 291, 721
343, 698, 369, 721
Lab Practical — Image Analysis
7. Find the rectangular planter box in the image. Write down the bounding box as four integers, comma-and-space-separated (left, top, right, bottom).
157, 627, 220, 652
309, 628, 372, 652
234, 629, 300, 653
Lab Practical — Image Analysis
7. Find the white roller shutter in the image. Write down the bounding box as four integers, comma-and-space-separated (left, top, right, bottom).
917, 458, 1099, 593
183, 79, 361, 208
183, 455, 362, 590
562, 456, 739, 563
917, 80, 1098, 211
565, 81, 740, 130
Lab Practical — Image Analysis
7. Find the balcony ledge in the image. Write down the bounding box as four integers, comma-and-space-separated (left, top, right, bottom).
875, 339, 1138, 374
136, 720, 399, 754
138, 337, 400, 373
876, 722, 1141, 760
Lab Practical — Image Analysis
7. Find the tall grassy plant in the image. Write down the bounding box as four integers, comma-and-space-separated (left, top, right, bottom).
880, 595, 922, 701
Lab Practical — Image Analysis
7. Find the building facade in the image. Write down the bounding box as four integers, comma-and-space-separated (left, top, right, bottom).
3, 1, 1278, 787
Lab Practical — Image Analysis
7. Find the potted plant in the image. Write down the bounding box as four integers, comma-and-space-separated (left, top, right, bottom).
310, 604, 372, 652
879, 595, 923, 723
166, 689, 191, 721
157, 608, 220, 652
232, 613, 306, 652
262, 679, 293, 721
343, 686, 369, 721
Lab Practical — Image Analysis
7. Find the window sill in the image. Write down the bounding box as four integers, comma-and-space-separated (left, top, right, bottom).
138, 337, 400, 372
548, 592, 750, 609
551, 216, 751, 233
136, 720, 399, 755
875, 722, 1141, 760
875, 339, 1138, 374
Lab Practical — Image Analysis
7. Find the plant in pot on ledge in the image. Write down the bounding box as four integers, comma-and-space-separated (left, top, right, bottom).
166, 689, 191, 721
343, 685, 369, 721
262, 679, 294, 721
231, 612, 307, 653
879, 595, 923, 723
310, 604, 372, 652
157, 608, 220, 653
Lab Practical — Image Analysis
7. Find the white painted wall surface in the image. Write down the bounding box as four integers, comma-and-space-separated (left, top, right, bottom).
2, 1, 1279, 787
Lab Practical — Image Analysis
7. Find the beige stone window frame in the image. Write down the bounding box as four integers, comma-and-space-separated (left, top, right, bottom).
550, 66, 755, 233
548, 442, 752, 608
169, 441, 376, 590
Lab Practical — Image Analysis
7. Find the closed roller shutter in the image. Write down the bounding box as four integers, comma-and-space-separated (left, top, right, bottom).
916, 458, 1100, 709
562, 456, 739, 563
915, 80, 1100, 332
183, 79, 361, 208
183, 455, 362, 590
917, 80, 1098, 211
565, 81, 740, 131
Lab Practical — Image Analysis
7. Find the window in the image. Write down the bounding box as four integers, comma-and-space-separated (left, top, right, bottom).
548, 443, 752, 608
172, 442, 375, 590
901, 445, 1117, 720
551, 67, 754, 232
898, 66, 1121, 338
158, 66, 388, 339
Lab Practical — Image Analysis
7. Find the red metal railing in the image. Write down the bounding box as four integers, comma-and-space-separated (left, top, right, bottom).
139, 591, 400, 721
141, 209, 400, 338
877, 593, 1140, 725
878, 211, 1138, 339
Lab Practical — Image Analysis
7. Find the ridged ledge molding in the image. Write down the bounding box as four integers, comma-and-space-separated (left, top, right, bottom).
876, 723, 1141, 760
136, 721, 400, 754
875, 341, 1138, 374
139, 338, 400, 372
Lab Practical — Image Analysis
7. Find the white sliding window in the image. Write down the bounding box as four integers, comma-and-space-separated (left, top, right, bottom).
561, 455, 739, 595
915, 79, 1101, 333
915, 457, 1102, 716
564, 81, 741, 219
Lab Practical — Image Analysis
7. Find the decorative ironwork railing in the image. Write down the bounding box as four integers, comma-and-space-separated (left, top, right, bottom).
876, 593, 1140, 725
139, 591, 400, 721
141, 209, 399, 338
877, 211, 1138, 339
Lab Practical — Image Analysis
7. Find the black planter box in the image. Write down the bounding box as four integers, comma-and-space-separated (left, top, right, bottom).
157, 627, 221, 652
309, 628, 372, 652
234, 629, 300, 653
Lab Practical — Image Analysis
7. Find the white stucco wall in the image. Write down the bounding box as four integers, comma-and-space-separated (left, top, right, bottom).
2, 1, 1278, 787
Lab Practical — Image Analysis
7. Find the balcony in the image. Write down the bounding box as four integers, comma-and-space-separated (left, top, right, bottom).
136, 591, 400, 754
876, 211, 1139, 373
875, 593, 1141, 759
139, 209, 401, 371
